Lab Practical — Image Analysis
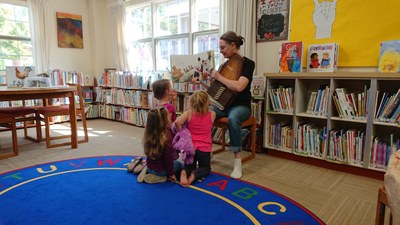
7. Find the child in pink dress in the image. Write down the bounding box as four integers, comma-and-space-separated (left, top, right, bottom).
174, 91, 216, 186
151, 79, 177, 122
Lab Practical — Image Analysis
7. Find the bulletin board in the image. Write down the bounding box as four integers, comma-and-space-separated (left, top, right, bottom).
290, 0, 400, 67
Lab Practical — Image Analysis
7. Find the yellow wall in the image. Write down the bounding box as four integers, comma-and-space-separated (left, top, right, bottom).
290, 0, 400, 66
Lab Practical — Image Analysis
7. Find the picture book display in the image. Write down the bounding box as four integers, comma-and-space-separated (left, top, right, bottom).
306, 43, 339, 72
6, 66, 36, 87
378, 40, 400, 72
170, 50, 215, 83
279, 41, 303, 73
250, 75, 266, 98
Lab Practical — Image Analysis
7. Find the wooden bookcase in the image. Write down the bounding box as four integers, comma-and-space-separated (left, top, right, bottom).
96, 71, 156, 127
263, 72, 400, 178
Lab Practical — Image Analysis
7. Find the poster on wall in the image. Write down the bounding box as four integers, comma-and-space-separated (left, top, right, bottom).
56, 12, 83, 49
256, 0, 290, 42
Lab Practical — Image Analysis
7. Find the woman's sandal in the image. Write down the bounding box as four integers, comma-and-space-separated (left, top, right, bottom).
127, 157, 142, 173
133, 159, 147, 175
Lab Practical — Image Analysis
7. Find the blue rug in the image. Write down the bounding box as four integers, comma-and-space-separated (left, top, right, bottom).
0, 156, 325, 225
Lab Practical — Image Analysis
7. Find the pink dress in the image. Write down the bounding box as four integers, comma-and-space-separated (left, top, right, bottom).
188, 111, 213, 152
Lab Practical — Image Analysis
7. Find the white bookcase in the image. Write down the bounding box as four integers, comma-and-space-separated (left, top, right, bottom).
263, 73, 400, 175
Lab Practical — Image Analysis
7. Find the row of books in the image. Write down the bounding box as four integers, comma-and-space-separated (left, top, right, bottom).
86, 105, 99, 118
99, 104, 148, 127
172, 81, 209, 93
332, 87, 370, 120
99, 70, 152, 90
327, 129, 365, 166
0, 99, 43, 108
212, 127, 230, 145
250, 100, 263, 125
96, 88, 156, 109
305, 85, 329, 116
279, 40, 400, 73
175, 95, 190, 113
370, 136, 400, 169
266, 123, 293, 150
267, 85, 294, 113
50, 69, 86, 86
375, 88, 400, 123
295, 124, 327, 158
120, 107, 148, 127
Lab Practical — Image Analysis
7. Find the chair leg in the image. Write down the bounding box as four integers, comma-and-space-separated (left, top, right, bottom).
36, 113, 42, 142
11, 119, 19, 156
375, 187, 387, 225
44, 116, 52, 148
242, 123, 256, 163
78, 112, 88, 143
213, 127, 225, 154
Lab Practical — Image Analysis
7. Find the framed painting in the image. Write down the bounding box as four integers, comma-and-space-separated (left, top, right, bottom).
256, 0, 290, 42
56, 12, 83, 48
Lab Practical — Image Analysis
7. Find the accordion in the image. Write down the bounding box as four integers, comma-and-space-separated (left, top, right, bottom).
207, 53, 244, 110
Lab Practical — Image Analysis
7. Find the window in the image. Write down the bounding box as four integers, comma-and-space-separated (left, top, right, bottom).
0, 3, 33, 84
125, 0, 219, 73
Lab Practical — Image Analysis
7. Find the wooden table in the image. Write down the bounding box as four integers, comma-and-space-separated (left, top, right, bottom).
0, 86, 78, 148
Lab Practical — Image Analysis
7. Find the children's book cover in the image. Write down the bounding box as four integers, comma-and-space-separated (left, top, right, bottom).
378, 40, 400, 72
6, 66, 36, 87
306, 43, 339, 72
251, 75, 266, 98
279, 41, 303, 73
170, 51, 215, 83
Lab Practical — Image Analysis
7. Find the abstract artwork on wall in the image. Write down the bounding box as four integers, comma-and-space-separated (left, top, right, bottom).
56, 12, 83, 49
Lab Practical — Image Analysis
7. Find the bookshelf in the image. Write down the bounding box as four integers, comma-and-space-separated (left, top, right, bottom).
264, 72, 400, 177
97, 71, 156, 127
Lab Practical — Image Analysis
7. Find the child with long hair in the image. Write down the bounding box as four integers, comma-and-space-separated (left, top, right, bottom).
152, 79, 177, 123
138, 106, 182, 183
174, 91, 216, 186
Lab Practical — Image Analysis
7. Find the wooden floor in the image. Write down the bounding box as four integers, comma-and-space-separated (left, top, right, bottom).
0, 119, 391, 225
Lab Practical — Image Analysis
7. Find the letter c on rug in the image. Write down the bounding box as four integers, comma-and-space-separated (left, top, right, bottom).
37, 165, 57, 173
258, 202, 286, 215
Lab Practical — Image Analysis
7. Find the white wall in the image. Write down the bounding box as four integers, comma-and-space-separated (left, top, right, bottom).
41, 0, 114, 80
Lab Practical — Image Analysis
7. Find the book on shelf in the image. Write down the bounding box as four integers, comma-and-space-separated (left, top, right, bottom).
306, 43, 339, 72
375, 88, 400, 123
250, 75, 266, 98
82, 89, 93, 103
6, 66, 36, 88
279, 41, 303, 73
378, 40, 400, 73
170, 50, 215, 83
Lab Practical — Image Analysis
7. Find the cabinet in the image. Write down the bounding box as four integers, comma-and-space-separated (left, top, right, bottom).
264, 73, 400, 175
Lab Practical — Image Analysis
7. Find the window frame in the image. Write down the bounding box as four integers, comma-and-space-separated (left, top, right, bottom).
125, 0, 220, 73
0, 1, 33, 84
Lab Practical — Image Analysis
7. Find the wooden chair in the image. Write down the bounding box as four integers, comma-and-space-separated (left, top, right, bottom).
36, 84, 88, 148
213, 116, 257, 163
375, 186, 393, 225
0, 114, 19, 159
0, 105, 42, 142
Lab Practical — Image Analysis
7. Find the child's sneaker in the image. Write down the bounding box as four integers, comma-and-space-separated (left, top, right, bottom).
143, 174, 167, 184
127, 157, 142, 173
133, 159, 147, 175
137, 166, 148, 183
